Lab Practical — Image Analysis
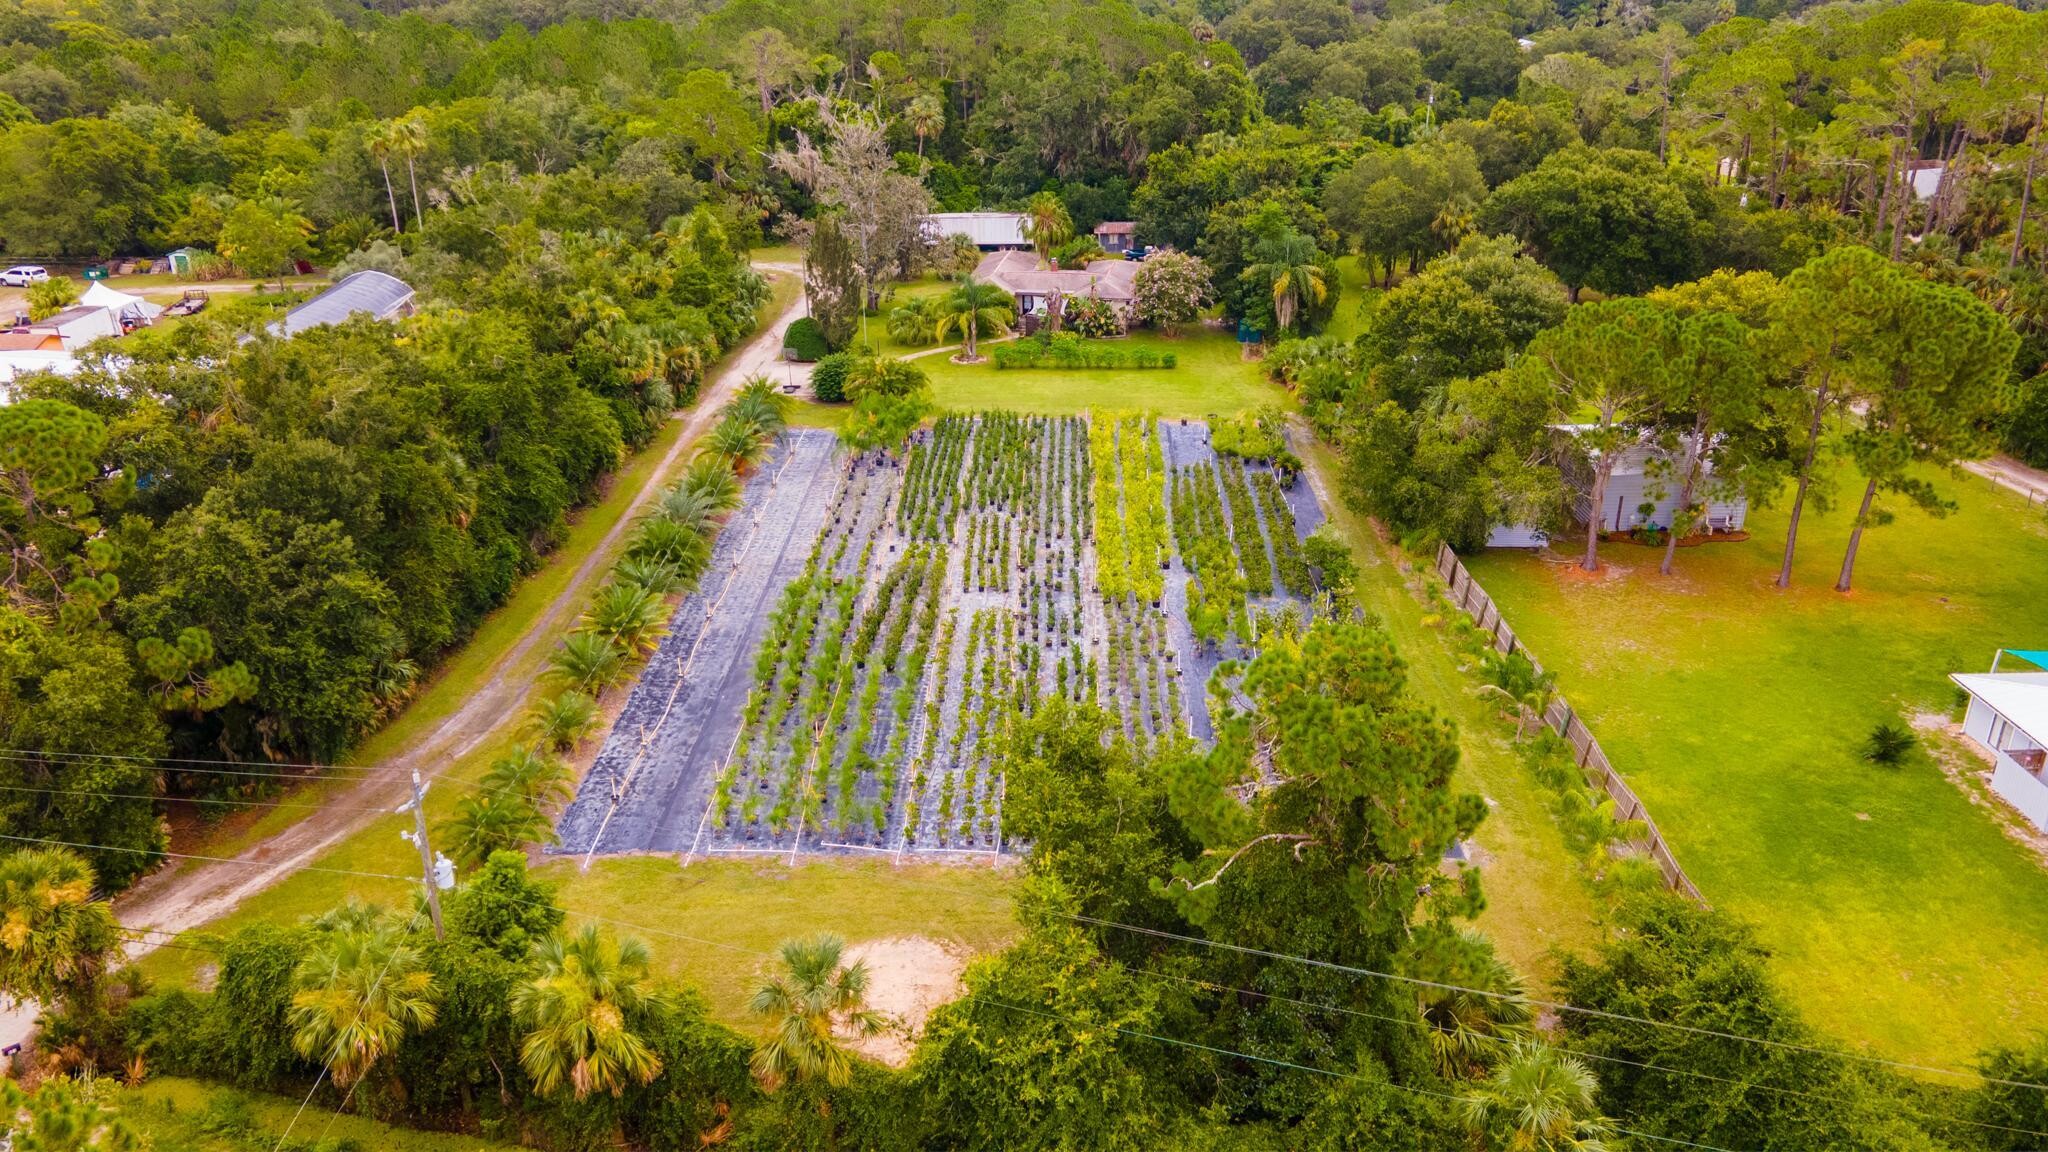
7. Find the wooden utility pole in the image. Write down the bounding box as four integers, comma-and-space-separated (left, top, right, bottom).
402, 768, 446, 940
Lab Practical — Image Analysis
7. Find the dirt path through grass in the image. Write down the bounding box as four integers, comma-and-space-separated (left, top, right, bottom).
113, 263, 806, 950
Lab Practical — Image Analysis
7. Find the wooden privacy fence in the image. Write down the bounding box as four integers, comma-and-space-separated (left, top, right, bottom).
1434, 544, 1706, 904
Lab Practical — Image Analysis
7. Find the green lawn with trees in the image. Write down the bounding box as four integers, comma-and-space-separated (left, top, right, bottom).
1464, 473, 2048, 1067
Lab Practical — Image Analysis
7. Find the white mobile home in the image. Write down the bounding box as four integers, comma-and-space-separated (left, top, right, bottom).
1951, 656, 2048, 832
923, 212, 1032, 251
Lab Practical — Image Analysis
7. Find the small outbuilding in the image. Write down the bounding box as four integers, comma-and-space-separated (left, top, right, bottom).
30, 305, 123, 350
1092, 221, 1138, 255
1951, 652, 2048, 832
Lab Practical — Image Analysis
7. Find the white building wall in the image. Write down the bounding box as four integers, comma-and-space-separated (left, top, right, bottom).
1991, 755, 2048, 832
1964, 695, 1996, 744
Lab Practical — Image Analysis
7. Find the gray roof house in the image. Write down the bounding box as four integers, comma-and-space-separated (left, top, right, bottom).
974, 250, 1140, 318
267, 270, 417, 338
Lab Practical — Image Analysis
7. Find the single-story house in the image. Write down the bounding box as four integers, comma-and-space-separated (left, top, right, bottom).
1951, 653, 2048, 831
924, 212, 1032, 251
973, 249, 1140, 319
1093, 221, 1138, 255
1487, 427, 1748, 548
267, 270, 416, 339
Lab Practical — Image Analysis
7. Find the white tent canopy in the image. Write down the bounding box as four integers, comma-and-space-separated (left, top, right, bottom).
78, 280, 164, 321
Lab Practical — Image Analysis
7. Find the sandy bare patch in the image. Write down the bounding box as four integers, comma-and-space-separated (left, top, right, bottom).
1908, 710, 1951, 732
841, 936, 969, 1067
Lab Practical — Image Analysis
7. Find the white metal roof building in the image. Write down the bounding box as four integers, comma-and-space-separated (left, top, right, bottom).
268, 270, 417, 338
1952, 658, 2048, 831
924, 212, 1031, 251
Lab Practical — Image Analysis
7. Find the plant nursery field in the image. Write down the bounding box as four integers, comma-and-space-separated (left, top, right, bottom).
553, 413, 1325, 861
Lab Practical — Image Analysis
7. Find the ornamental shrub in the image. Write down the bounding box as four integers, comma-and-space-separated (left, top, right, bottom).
783, 316, 829, 362
812, 352, 856, 403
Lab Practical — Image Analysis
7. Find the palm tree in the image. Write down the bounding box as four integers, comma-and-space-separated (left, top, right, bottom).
481, 746, 574, 810
289, 902, 440, 1088
582, 581, 668, 656
629, 517, 712, 577
1247, 230, 1327, 335
934, 277, 1016, 361
677, 456, 743, 512
547, 631, 628, 695
1463, 1040, 1614, 1152
366, 123, 403, 233
907, 94, 945, 160
1023, 191, 1072, 267
1417, 930, 1534, 1079
0, 847, 121, 1012
1475, 649, 1557, 740
614, 555, 689, 596
523, 690, 601, 753
654, 486, 727, 536
706, 416, 769, 472
514, 926, 670, 1099
391, 112, 430, 231
438, 790, 553, 868
735, 376, 791, 430
888, 296, 938, 345
748, 935, 885, 1093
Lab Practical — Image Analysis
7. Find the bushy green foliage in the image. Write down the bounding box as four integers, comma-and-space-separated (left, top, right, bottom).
782, 316, 830, 362
810, 351, 855, 403
992, 333, 1174, 370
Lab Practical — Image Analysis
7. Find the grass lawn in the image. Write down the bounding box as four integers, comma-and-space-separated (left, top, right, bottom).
921, 328, 1287, 416
1302, 442, 1601, 987
539, 857, 1017, 1031
1463, 469, 2048, 1067
123, 1076, 517, 1150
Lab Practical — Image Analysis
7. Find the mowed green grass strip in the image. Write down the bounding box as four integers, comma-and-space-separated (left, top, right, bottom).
1464, 469, 2048, 1067
1302, 441, 1601, 987
921, 329, 1287, 416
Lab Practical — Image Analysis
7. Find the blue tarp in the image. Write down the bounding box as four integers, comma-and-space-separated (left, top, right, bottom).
2002, 650, 2048, 670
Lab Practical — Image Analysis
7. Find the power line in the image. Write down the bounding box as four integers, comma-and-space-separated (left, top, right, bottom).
811, 870, 2048, 1095
17, 825, 2044, 1101
1062, 913, 2048, 1092
0, 749, 377, 784
0, 782, 401, 816
968, 994, 1743, 1152
1122, 963, 2048, 1144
